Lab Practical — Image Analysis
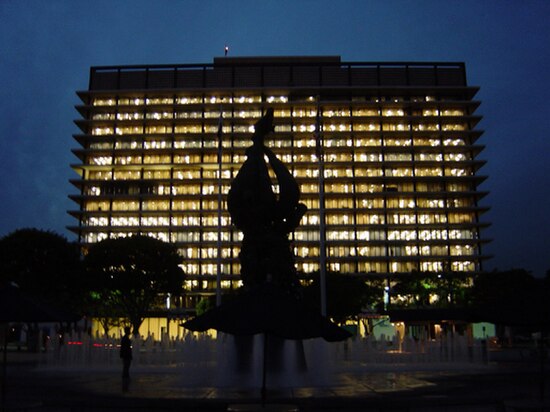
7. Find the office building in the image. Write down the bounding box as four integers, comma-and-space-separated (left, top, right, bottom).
70, 56, 489, 302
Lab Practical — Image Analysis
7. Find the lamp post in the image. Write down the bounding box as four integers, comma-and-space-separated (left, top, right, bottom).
216, 104, 224, 306
315, 97, 327, 317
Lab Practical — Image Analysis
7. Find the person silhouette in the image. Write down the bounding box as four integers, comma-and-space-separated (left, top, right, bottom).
120, 326, 132, 379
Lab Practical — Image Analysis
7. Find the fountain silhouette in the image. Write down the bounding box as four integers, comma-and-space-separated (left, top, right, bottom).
183, 108, 350, 404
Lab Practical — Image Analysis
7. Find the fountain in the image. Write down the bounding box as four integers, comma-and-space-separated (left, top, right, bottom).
35, 109, 492, 406
38, 327, 490, 374
182, 108, 350, 406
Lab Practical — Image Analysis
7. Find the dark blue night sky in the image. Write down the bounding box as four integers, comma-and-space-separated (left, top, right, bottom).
1, 1, 549, 276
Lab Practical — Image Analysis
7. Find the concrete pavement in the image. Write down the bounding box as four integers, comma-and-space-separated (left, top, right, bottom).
3, 352, 550, 411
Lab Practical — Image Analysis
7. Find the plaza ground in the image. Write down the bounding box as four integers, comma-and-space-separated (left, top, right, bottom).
3, 349, 550, 411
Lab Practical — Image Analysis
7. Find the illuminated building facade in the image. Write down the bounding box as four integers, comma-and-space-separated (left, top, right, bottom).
70, 56, 489, 300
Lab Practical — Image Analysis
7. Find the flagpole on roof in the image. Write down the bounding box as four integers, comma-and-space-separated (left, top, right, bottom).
315, 96, 328, 317
216, 104, 224, 306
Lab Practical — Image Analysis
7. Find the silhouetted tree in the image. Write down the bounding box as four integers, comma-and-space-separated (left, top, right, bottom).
391, 272, 437, 307
471, 269, 536, 311
0, 228, 85, 315
195, 296, 215, 316
303, 272, 381, 323
86, 290, 126, 336
433, 273, 471, 307
84, 235, 184, 335
470, 269, 544, 337
390, 271, 471, 308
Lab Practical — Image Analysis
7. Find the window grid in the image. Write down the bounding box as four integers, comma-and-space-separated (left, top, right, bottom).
71, 60, 488, 293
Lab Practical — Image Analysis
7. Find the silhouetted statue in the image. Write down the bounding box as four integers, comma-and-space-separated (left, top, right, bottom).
186, 116, 351, 385
228, 108, 307, 292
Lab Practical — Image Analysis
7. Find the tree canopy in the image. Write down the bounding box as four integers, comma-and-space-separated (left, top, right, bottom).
0, 228, 84, 314
469, 269, 545, 327
303, 272, 382, 322
84, 235, 184, 334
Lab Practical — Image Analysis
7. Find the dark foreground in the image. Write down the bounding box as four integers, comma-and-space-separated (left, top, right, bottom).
3, 351, 550, 411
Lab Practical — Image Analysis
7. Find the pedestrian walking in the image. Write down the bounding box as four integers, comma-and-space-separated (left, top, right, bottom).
120, 326, 132, 379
